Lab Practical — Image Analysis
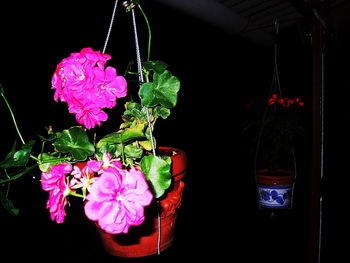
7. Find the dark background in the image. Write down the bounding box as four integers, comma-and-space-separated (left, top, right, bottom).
1, 1, 349, 262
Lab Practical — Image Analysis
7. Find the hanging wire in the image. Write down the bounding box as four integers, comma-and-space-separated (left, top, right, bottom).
101, 1, 161, 254
131, 8, 156, 156
102, 0, 119, 53
254, 19, 297, 210
272, 19, 282, 97
254, 20, 281, 177
131, 5, 161, 255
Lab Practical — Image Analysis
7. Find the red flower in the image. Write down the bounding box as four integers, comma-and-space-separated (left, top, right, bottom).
268, 93, 304, 108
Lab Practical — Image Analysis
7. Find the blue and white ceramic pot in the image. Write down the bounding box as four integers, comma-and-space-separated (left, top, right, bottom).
256, 169, 295, 209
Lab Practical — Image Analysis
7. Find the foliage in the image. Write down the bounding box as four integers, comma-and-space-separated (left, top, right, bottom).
243, 93, 306, 172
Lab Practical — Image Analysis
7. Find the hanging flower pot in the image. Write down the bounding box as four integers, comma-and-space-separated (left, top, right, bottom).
252, 92, 305, 210
0, 1, 187, 259
256, 169, 295, 209
97, 146, 187, 258
241, 21, 308, 211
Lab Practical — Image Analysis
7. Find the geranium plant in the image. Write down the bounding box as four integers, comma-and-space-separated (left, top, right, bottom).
0, 1, 180, 235
243, 92, 306, 173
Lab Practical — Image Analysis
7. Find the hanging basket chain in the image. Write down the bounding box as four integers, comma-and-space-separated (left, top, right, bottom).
131, 5, 161, 255
102, 0, 119, 54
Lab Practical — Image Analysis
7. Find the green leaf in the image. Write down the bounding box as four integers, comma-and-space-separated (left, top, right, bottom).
138, 83, 155, 107
38, 153, 71, 172
96, 123, 146, 149
96, 143, 116, 158
140, 155, 172, 198
154, 106, 170, 119
0, 190, 19, 216
124, 101, 143, 114
52, 127, 95, 161
123, 144, 143, 158
142, 60, 168, 74
0, 140, 35, 169
139, 70, 180, 108
138, 140, 153, 151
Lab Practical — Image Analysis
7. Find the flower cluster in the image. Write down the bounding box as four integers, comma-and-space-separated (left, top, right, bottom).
52, 47, 127, 129
0, 2, 180, 235
267, 93, 305, 108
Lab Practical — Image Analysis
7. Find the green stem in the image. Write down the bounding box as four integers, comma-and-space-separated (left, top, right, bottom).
121, 143, 126, 166
68, 190, 84, 199
0, 84, 25, 145
138, 4, 151, 61
30, 154, 39, 161
0, 164, 38, 184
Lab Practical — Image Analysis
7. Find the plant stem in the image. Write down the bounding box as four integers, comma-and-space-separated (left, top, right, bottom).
121, 143, 126, 165
0, 165, 38, 184
137, 4, 151, 61
0, 84, 25, 145
68, 190, 84, 199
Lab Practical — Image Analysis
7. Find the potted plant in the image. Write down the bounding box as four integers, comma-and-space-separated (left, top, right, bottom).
243, 92, 306, 209
0, 0, 186, 258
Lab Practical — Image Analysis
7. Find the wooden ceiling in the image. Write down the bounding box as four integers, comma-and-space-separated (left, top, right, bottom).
155, 0, 350, 45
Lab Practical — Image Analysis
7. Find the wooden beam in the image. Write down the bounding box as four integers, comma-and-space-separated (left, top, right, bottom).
309, 14, 323, 263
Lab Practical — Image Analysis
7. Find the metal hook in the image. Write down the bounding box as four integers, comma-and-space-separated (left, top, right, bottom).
274, 19, 279, 37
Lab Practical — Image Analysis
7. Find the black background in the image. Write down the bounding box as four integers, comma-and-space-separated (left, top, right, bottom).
1, 1, 349, 262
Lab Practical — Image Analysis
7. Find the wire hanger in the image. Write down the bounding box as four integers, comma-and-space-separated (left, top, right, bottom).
254, 19, 297, 211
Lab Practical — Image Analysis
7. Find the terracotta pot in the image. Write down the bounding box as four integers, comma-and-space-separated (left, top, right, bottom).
97, 146, 187, 258
256, 169, 295, 209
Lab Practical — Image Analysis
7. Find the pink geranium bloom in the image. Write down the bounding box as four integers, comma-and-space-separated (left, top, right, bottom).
41, 163, 72, 224
51, 47, 127, 129
79, 47, 111, 69
70, 163, 96, 193
84, 167, 153, 234
71, 101, 109, 130
93, 66, 128, 108
99, 152, 123, 171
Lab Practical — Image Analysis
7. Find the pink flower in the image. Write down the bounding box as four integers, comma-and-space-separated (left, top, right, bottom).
70, 163, 96, 193
93, 66, 127, 108
51, 47, 127, 129
41, 163, 73, 224
70, 101, 109, 130
84, 167, 153, 234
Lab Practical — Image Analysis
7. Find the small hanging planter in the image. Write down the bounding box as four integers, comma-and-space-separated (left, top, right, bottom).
253, 91, 304, 210
250, 20, 306, 211
256, 169, 295, 209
